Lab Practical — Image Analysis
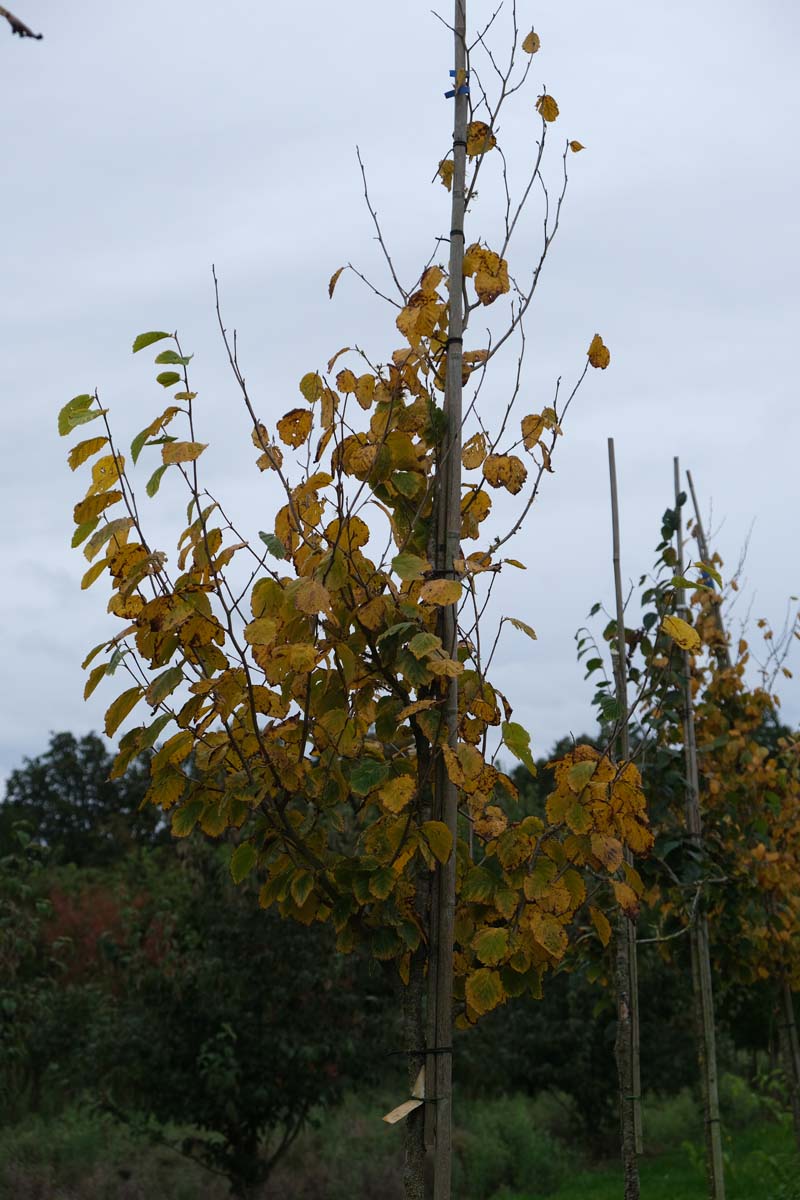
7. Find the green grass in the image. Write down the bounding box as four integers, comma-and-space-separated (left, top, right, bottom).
546, 1122, 800, 1200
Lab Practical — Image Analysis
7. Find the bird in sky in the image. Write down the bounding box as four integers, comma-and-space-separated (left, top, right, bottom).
1, 6, 43, 38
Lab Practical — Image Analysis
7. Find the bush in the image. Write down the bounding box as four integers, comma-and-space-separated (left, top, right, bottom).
642, 1088, 701, 1152
455, 1094, 571, 1199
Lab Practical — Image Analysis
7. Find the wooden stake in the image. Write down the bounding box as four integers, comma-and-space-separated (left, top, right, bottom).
425, 4, 467, 1197
674, 458, 726, 1200
607, 439, 643, 1196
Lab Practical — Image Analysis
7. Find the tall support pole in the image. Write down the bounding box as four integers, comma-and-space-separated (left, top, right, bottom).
674, 458, 726, 1200
425, 4, 467, 1197
607, 439, 642, 1198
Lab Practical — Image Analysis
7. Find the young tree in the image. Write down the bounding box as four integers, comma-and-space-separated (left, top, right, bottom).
58, 6, 652, 1195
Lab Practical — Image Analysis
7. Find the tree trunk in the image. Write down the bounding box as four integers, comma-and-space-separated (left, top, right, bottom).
607, 438, 642, 1195
778, 974, 800, 1151
615, 911, 640, 1200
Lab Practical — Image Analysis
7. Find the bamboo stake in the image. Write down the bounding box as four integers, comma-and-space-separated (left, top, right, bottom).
607, 439, 643, 1196
674, 458, 726, 1200
425, 4, 467, 1196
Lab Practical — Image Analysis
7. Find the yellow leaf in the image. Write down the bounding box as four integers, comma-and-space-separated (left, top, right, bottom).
522, 29, 541, 54
465, 967, 504, 1016
482, 454, 528, 495
472, 926, 509, 966
295, 577, 331, 615
529, 911, 568, 959
244, 617, 278, 646
463, 244, 510, 306
379, 776, 416, 813
462, 432, 487, 470
162, 441, 207, 465
508, 617, 537, 641
396, 699, 439, 722
587, 334, 611, 369
80, 558, 109, 590
328, 266, 345, 299
569, 140, 585, 153
277, 408, 313, 448
466, 121, 496, 158
86, 454, 125, 496
68, 436, 108, 471
256, 445, 284, 472
589, 905, 612, 947
419, 579, 462, 606
438, 159, 454, 191
421, 820, 453, 864
591, 834, 624, 872
612, 881, 640, 917
355, 374, 375, 410
73, 490, 122, 525
521, 414, 546, 450
536, 94, 559, 123
661, 614, 701, 653
336, 368, 357, 394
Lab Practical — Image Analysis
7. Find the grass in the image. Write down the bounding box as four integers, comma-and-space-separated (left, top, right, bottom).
546, 1121, 800, 1200
1, 1083, 798, 1199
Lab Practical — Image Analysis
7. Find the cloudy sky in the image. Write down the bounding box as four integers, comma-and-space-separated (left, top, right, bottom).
2, 0, 798, 784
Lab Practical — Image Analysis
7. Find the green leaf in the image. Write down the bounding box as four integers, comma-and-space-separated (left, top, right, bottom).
83, 662, 108, 700
408, 632, 442, 659
58, 394, 98, 437
146, 464, 169, 498
258, 531, 287, 560
421, 820, 452, 864
391, 552, 430, 582
472, 926, 509, 966
350, 759, 391, 796
72, 518, 99, 548
376, 621, 416, 648
392, 471, 424, 499
230, 842, 258, 884
138, 713, 173, 750
567, 761, 596, 793
133, 331, 171, 353
461, 866, 495, 903
156, 371, 181, 388
501, 721, 536, 775
154, 350, 192, 366
465, 967, 504, 1016
130, 431, 148, 466
84, 517, 133, 562
172, 799, 204, 837
104, 686, 143, 737
368, 867, 396, 901
146, 666, 184, 707
290, 869, 315, 907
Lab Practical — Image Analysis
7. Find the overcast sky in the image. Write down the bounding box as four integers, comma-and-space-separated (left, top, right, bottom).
2, 0, 798, 784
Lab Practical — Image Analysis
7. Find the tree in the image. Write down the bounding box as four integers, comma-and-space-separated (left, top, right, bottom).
57, 7, 650, 1196
1, 731, 165, 867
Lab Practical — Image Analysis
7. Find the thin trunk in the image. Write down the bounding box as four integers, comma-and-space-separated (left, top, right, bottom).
607, 438, 642, 1197
778, 974, 800, 1150
674, 458, 726, 1200
685, 470, 731, 671
424, 5, 467, 1198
